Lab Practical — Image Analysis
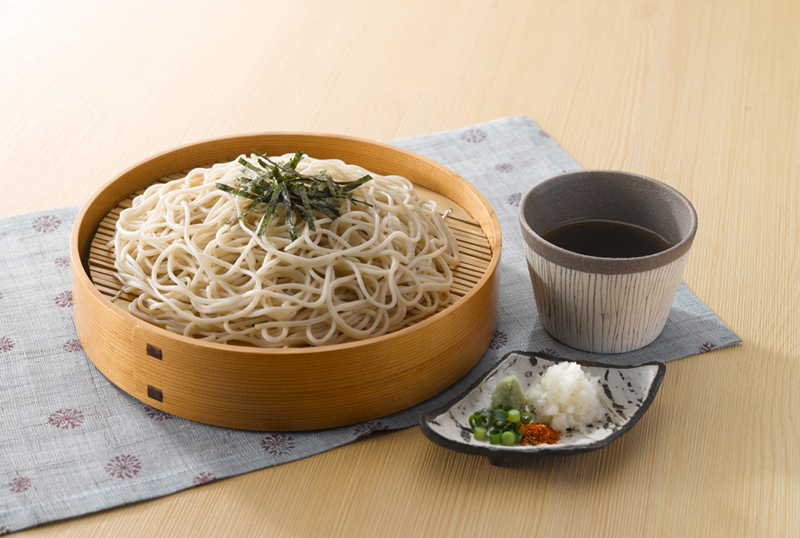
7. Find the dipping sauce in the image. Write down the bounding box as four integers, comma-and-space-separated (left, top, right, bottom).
541, 219, 672, 258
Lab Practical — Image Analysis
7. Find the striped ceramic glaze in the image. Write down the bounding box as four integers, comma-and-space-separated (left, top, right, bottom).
519, 170, 697, 354
525, 247, 690, 353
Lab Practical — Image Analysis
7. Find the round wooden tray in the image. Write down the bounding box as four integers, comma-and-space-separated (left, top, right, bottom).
70, 133, 502, 431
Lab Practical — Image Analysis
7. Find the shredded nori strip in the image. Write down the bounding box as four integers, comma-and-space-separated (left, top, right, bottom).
215, 150, 372, 241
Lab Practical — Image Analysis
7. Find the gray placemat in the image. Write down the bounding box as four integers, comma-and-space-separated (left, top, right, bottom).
0, 116, 740, 533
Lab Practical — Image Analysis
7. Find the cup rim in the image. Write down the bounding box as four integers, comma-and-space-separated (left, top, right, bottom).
518, 170, 697, 275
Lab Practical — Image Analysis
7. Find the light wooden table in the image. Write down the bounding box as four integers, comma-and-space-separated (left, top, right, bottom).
2, 0, 797, 536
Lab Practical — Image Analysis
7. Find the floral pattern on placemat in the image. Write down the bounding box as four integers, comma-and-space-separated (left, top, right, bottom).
54, 291, 73, 308
0, 337, 14, 353
192, 472, 216, 485
260, 434, 296, 456
62, 339, 83, 352
144, 406, 174, 421
32, 215, 62, 234
48, 409, 85, 429
105, 456, 142, 479
7, 478, 31, 494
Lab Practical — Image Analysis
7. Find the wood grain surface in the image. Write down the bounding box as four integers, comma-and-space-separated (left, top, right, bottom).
2, 0, 798, 536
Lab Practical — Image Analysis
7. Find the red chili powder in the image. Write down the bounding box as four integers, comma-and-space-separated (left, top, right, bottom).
520, 422, 561, 446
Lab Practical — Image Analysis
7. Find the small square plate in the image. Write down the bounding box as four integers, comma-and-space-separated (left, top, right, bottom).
419, 351, 666, 465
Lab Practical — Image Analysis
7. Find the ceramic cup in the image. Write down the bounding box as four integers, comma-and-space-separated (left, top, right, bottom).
519, 170, 697, 353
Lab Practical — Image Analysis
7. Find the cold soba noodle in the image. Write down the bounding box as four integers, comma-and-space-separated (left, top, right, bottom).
112, 153, 460, 347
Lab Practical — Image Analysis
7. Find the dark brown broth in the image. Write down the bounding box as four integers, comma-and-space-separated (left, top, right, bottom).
540, 219, 672, 258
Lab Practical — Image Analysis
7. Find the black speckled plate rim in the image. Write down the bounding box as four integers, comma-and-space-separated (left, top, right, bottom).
418, 350, 667, 465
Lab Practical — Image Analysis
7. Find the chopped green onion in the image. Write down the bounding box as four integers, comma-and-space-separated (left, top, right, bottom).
471, 406, 534, 445
501, 431, 517, 445
492, 409, 507, 422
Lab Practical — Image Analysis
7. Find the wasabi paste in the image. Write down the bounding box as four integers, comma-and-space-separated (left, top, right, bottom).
490, 375, 528, 410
